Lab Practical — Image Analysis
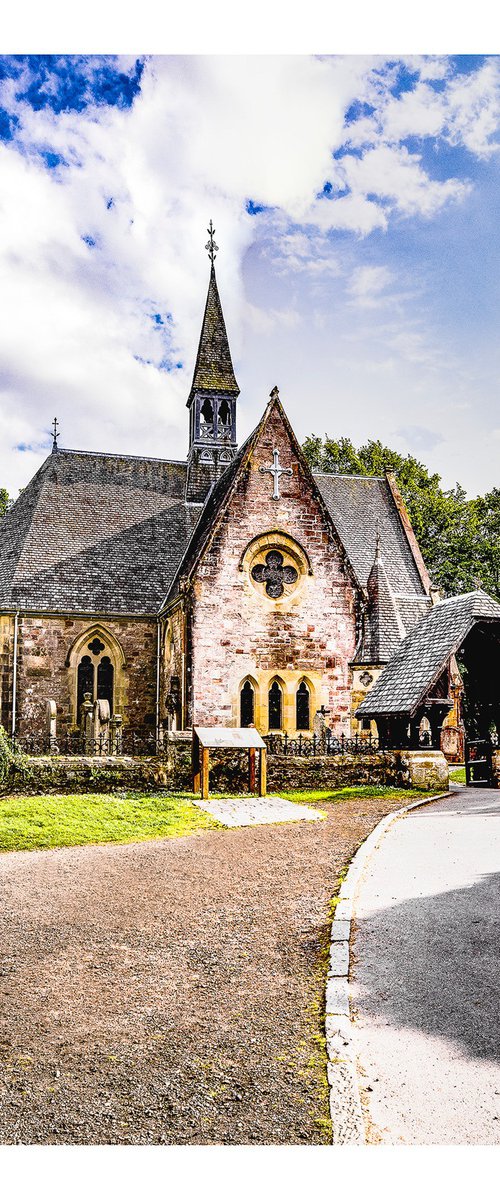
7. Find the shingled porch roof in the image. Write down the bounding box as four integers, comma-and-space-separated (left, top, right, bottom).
355, 590, 500, 718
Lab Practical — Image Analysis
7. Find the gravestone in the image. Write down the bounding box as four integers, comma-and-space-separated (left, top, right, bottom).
45, 699, 59, 754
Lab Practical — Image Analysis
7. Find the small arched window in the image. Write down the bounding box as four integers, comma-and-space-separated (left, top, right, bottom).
219, 399, 231, 425
240, 680, 255, 727
201, 398, 213, 423
296, 681, 310, 731
268, 680, 283, 730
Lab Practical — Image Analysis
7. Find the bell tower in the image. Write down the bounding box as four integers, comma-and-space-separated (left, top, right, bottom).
185, 222, 240, 504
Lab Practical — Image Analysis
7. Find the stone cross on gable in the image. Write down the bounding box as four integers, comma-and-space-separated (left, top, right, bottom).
259, 448, 292, 500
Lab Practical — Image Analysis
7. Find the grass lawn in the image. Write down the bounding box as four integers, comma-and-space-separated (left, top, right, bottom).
0, 784, 435, 854
0, 791, 220, 853
284, 784, 429, 805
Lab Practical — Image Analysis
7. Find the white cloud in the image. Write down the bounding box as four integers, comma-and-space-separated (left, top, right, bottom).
348, 264, 394, 307
334, 144, 469, 217
0, 54, 497, 495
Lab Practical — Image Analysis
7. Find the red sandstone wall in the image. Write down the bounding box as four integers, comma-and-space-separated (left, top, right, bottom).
188, 404, 358, 734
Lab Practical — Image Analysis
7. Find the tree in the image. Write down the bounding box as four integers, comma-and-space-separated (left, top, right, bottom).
0, 488, 9, 518
302, 434, 495, 600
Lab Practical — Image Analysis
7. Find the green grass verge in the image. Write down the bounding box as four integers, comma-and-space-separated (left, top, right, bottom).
0, 784, 431, 854
0, 791, 219, 853
282, 784, 429, 805
449, 765, 466, 783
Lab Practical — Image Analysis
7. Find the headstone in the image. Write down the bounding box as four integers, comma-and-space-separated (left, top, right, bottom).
314, 704, 331, 751
45, 699, 59, 754
93, 698, 110, 753
110, 713, 123, 755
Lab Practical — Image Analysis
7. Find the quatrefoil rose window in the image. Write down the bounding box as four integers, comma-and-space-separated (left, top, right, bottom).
243, 533, 309, 602
251, 550, 298, 598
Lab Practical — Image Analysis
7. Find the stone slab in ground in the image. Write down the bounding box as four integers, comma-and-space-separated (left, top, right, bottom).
192, 795, 322, 827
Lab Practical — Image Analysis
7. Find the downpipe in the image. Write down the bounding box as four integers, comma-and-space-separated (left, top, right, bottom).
11, 610, 19, 740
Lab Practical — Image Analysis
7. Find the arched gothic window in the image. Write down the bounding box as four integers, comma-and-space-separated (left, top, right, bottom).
240, 680, 255, 727
296, 681, 310, 731
268, 680, 283, 730
69, 627, 124, 726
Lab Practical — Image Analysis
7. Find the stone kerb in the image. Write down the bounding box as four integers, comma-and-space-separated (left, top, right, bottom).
325, 788, 451, 1144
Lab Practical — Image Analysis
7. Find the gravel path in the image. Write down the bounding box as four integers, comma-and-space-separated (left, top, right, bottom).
350, 787, 500, 1144
0, 793, 407, 1145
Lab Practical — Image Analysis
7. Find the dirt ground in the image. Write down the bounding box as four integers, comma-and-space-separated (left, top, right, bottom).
0, 794, 406, 1145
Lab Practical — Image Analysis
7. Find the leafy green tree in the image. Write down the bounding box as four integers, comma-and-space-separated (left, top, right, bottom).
471, 488, 500, 598
0, 488, 9, 518
303, 434, 495, 600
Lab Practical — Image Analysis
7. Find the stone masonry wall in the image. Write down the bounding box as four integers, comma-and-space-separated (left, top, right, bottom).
1, 747, 449, 796
188, 404, 358, 735
13, 614, 158, 738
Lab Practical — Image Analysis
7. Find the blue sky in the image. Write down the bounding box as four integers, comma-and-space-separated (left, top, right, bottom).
0, 53, 499, 496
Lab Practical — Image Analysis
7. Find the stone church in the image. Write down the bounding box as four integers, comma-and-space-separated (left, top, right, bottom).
2, 234, 487, 752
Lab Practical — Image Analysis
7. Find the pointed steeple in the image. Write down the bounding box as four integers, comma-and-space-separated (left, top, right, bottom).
188, 263, 240, 403
185, 223, 240, 504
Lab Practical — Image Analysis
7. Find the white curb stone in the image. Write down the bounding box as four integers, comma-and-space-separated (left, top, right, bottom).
325, 789, 451, 1145
330, 919, 351, 941
325, 977, 350, 1016
333, 897, 353, 922
329, 941, 349, 977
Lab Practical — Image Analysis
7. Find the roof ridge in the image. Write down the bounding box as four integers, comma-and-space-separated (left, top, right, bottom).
54, 448, 188, 466
312, 471, 385, 482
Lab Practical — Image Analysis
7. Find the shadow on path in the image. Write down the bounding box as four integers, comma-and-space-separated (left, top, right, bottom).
353, 869, 500, 1063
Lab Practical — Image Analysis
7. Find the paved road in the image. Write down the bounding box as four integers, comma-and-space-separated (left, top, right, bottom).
350, 787, 500, 1145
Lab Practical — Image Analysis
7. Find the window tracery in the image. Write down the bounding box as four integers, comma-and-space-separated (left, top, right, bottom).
251, 551, 298, 599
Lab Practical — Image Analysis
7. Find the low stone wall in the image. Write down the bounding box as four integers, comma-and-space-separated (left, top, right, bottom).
1, 755, 170, 796
0, 746, 449, 796
267, 750, 448, 792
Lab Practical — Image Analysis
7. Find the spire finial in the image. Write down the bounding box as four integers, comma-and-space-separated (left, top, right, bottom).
270, 385, 279, 402
205, 219, 219, 265
51, 417, 59, 453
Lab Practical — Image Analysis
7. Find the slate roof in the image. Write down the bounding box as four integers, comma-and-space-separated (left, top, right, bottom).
356, 590, 500, 718
315, 472, 431, 658
188, 265, 240, 400
0, 414, 433, 631
361, 546, 405, 663
0, 449, 201, 614
315, 473, 424, 591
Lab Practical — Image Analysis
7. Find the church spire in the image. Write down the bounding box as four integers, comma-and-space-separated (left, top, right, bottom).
188, 222, 239, 405
185, 223, 240, 504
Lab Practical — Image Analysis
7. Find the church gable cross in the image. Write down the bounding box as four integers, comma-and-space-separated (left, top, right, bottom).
259, 448, 293, 500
